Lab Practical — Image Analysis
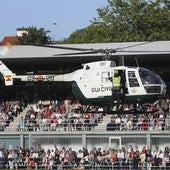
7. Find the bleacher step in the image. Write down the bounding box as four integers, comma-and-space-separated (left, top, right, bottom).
5, 104, 34, 131
94, 114, 112, 131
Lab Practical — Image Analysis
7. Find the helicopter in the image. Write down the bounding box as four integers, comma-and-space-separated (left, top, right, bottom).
0, 42, 168, 113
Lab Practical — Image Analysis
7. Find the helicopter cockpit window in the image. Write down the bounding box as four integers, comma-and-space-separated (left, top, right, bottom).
139, 68, 165, 93
110, 61, 116, 67
128, 71, 139, 87
139, 68, 162, 85
101, 72, 110, 83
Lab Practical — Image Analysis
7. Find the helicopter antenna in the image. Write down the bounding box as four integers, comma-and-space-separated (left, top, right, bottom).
135, 57, 139, 67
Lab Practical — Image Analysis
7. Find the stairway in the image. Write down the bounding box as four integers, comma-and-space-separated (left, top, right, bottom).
94, 114, 113, 131
5, 104, 34, 132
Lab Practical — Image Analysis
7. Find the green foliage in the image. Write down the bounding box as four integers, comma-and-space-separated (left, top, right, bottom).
17, 26, 52, 45
63, 0, 170, 43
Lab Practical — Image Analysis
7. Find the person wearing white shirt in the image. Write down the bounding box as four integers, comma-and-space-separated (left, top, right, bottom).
117, 149, 125, 169
50, 150, 55, 158
115, 116, 121, 130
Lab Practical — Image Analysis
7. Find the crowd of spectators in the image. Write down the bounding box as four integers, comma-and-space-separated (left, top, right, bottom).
0, 144, 170, 169
0, 101, 25, 131
0, 97, 170, 169
18, 99, 103, 132
106, 98, 170, 131
0, 96, 170, 132
16, 97, 170, 132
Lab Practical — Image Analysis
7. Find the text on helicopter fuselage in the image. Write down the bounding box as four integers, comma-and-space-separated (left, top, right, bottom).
91, 86, 112, 93
27, 75, 55, 81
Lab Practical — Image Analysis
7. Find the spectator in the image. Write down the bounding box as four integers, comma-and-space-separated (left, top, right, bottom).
50, 116, 58, 131
140, 150, 147, 170
0, 117, 5, 131
28, 158, 35, 169
18, 116, 25, 131
128, 146, 135, 168
117, 148, 125, 169
31, 150, 39, 169
152, 146, 160, 168
141, 119, 149, 131
145, 149, 153, 170
107, 116, 116, 131
110, 149, 118, 167
76, 150, 84, 166
8, 150, 14, 169
133, 151, 140, 169
115, 115, 121, 130
47, 158, 54, 169
126, 117, 133, 130
3, 143, 170, 169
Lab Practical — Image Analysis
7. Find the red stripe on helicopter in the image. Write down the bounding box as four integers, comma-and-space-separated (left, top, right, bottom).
35, 75, 45, 81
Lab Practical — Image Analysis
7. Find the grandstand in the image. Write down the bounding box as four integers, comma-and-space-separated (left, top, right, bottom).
0, 99, 170, 169
0, 98, 170, 151
0, 41, 170, 169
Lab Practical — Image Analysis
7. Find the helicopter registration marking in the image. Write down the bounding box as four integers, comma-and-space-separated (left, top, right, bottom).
27, 75, 55, 81
91, 86, 112, 93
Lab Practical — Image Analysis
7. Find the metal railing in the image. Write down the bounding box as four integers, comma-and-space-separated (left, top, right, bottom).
2, 117, 170, 132
1, 158, 170, 170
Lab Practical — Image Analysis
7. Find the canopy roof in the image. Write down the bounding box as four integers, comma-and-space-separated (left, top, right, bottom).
0, 41, 170, 72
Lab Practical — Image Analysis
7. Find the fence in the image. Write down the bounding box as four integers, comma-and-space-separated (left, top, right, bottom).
1, 158, 170, 170
1, 130, 170, 152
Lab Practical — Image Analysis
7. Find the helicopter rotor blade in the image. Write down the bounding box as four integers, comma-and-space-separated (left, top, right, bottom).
31, 44, 95, 51
31, 41, 153, 54
53, 51, 97, 56
0, 42, 12, 56
30, 42, 170, 60
54, 41, 165, 57
112, 41, 153, 51
117, 50, 170, 53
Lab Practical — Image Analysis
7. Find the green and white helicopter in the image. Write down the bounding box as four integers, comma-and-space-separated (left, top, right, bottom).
0, 43, 167, 113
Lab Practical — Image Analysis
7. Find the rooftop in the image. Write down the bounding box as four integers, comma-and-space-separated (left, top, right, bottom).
0, 36, 18, 46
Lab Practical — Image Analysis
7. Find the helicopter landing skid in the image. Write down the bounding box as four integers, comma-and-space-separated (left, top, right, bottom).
82, 103, 158, 115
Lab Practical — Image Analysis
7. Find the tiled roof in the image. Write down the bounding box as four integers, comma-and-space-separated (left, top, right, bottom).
0, 36, 18, 46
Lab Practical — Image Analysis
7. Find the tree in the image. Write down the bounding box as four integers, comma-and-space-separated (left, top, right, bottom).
63, 0, 170, 43
17, 26, 52, 45
65, 24, 113, 43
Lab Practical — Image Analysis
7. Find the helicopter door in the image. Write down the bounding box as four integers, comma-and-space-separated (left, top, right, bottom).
101, 71, 110, 83
127, 70, 145, 95
112, 69, 126, 103
128, 71, 139, 87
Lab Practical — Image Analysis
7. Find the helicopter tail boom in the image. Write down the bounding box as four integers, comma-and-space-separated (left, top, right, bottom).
0, 43, 15, 86
14, 72, 73, 82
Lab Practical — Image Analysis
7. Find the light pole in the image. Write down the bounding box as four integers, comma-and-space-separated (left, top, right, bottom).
53, 22, 57, 42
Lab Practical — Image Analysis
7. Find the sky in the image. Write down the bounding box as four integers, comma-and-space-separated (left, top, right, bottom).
0, 0, 108, 41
